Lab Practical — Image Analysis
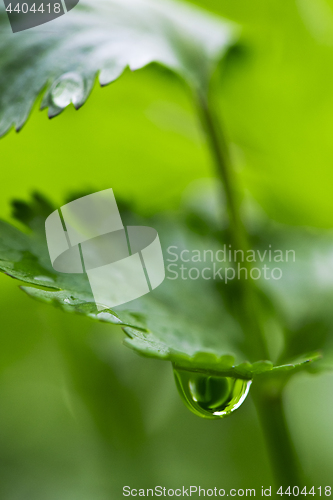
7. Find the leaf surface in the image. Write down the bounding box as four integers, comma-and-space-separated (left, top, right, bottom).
0, 193, 322, 379
0, 0, 236, 135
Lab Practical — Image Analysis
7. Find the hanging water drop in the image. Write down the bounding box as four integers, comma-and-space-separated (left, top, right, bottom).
173, 366, 252, 419
50, 72, 85, 108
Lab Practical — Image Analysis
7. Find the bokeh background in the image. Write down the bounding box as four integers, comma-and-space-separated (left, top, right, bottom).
1, 0, 333, 497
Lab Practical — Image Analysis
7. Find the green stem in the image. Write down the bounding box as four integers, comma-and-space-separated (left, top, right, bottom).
196, 93, 246, 253
196, 92, 269, 361
252, 378, 303, 488
196, 91, 302, 487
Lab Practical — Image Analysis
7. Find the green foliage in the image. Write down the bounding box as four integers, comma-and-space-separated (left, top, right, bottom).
0, 0, 333, 493
0, 0, 329, 397
0, 192, 324, 379
0, 0, 236, 135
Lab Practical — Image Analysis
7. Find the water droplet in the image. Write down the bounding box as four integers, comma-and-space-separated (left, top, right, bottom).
97, 311, 122, 324
173, 366, 252, 419
34, 275, 55, 283
95, 303, 112, 311
50, 72, 85, 108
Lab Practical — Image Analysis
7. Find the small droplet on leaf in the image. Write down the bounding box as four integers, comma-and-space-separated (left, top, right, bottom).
173, 366, 251, 419
50, 72, 85, 108
34, 275, 55, 283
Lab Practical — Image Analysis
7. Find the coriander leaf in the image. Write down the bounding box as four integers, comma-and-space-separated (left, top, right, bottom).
0, 192, 321, 378
0, 0, 236, 136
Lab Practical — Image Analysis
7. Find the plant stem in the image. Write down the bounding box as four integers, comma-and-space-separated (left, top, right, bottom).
196, 92, 269, 361
196, 92, 246, 253
196, 91, 302, 487
252, 377, 303, 488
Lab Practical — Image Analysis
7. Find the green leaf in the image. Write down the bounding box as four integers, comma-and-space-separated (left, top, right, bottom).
0, 192, 322, 379
0, 0, 236, 136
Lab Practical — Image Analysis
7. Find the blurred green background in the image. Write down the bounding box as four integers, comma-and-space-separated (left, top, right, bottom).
1, 0, 333, 497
